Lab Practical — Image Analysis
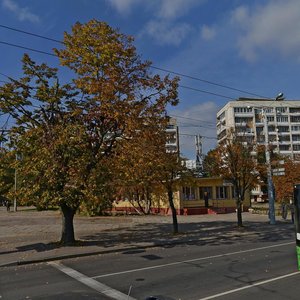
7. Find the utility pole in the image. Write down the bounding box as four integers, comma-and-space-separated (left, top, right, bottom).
195, 135, 203, 177
262, 109, 276, 224
14, 153, 17, 212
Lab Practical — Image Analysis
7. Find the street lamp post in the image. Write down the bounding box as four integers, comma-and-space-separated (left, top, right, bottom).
251, 93, 284, 225
14, 154, 17, 212
262, 109, 276, 224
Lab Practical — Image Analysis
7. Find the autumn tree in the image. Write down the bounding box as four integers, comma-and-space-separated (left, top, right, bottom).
0, 20, 179, 245
273, 158, 300, 203
0, 144, 15, 205
112, 120, 166, 215
113, 114, 192, 234
155, 151, 192, 234
205, 134, 258, 226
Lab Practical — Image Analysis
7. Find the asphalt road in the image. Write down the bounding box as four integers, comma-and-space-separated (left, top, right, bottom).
1, 236, 299, 300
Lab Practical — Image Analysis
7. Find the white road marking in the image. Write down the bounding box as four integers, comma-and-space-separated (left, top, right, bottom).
92, 241, 294, 279
198, 271, 300, 300
48, 261, 137, 300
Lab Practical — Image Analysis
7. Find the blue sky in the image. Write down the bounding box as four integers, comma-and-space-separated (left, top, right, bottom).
1, 0, 300, 159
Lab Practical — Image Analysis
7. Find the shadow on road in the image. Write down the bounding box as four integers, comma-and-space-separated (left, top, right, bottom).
1, 217, 295, 255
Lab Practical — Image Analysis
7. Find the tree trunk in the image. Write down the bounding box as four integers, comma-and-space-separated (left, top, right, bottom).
236, 200, 243, 227
168, 187, 178, 234
60, 203, 77, 245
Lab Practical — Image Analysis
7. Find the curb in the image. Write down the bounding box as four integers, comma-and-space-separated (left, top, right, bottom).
0, 239, 197, 268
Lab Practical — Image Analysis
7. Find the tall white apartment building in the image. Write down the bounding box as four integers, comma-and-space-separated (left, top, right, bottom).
217, 97, 300, 160
166, 117, 180, 154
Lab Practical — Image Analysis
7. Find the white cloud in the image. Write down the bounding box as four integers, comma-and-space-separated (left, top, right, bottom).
2, 0, 40, 23
106, 0, 141, 15
107, 0, 203, 46
201, 25, 216, 41
231, 5, 248, 25
231, 0, 300, 62
107, 0, 201, 19
143, 20, 191, 46
158, 0, 200, 20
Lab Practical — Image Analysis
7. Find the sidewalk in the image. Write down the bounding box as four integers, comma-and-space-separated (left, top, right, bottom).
0, 206, 295, 268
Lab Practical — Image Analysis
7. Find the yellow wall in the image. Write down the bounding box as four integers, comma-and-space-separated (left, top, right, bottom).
180, 177, 251, 210
112, 177, 251, 214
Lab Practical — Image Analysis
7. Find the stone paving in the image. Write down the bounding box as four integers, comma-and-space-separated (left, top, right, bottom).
0, 206, 295, 267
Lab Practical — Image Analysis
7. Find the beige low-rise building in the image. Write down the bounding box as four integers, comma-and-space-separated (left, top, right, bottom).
112, 177, 251, 215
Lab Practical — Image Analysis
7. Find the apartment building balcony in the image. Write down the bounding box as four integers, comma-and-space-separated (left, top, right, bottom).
166, 142, 177, 148
234, 112, 253, 117
235, 122, 251, 127
255, 121, 264, 126
166, 128, 177, 134
289, 107, 300, 114
277, 132, 290, 136
216, 118, 226, 125
217, 127, 226, 136
236, 131, 254, 137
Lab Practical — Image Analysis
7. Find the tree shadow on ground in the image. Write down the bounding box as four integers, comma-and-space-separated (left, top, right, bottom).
2, 219, 295, 254
0, 242, 59, 255
76, 219, 295, 249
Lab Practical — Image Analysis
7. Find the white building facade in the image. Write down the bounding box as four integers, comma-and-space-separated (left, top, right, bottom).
217, 97, 300, 202
166, 117, 180, 154
217, 98, 300, 160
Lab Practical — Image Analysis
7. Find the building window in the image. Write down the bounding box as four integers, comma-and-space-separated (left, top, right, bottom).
268, 125, 276, 132
199, 187, 213, 199
277, 126, 289, 133
292, 126, 300, 132
236, 126, 253, 134
293, 145, 300, 151
256, 127, 264, 135
231, 186, 238, 199
276, 107, 287, 113
280, 135, 290, 142
216, 186, 228, 199
290, 107, 300, 113
266, 108, 274, 113
182, 186, 196, 200
279, 145, 290, 151
234, 117, 252, 124
234, 107, 252, 113
291, 116, 300, 123
276, 116, 289, 123
292, 135, 300, 141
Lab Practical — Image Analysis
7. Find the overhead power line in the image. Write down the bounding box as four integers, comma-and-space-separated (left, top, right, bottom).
180, 85, 234, 100
150, 66, 269, 99
180, 133, 217, 140
0, 40, 237, 99
0, 24, 62, 44
0, 23, 272, 99
0, 40, 56, 57
170, 114, 216, 125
